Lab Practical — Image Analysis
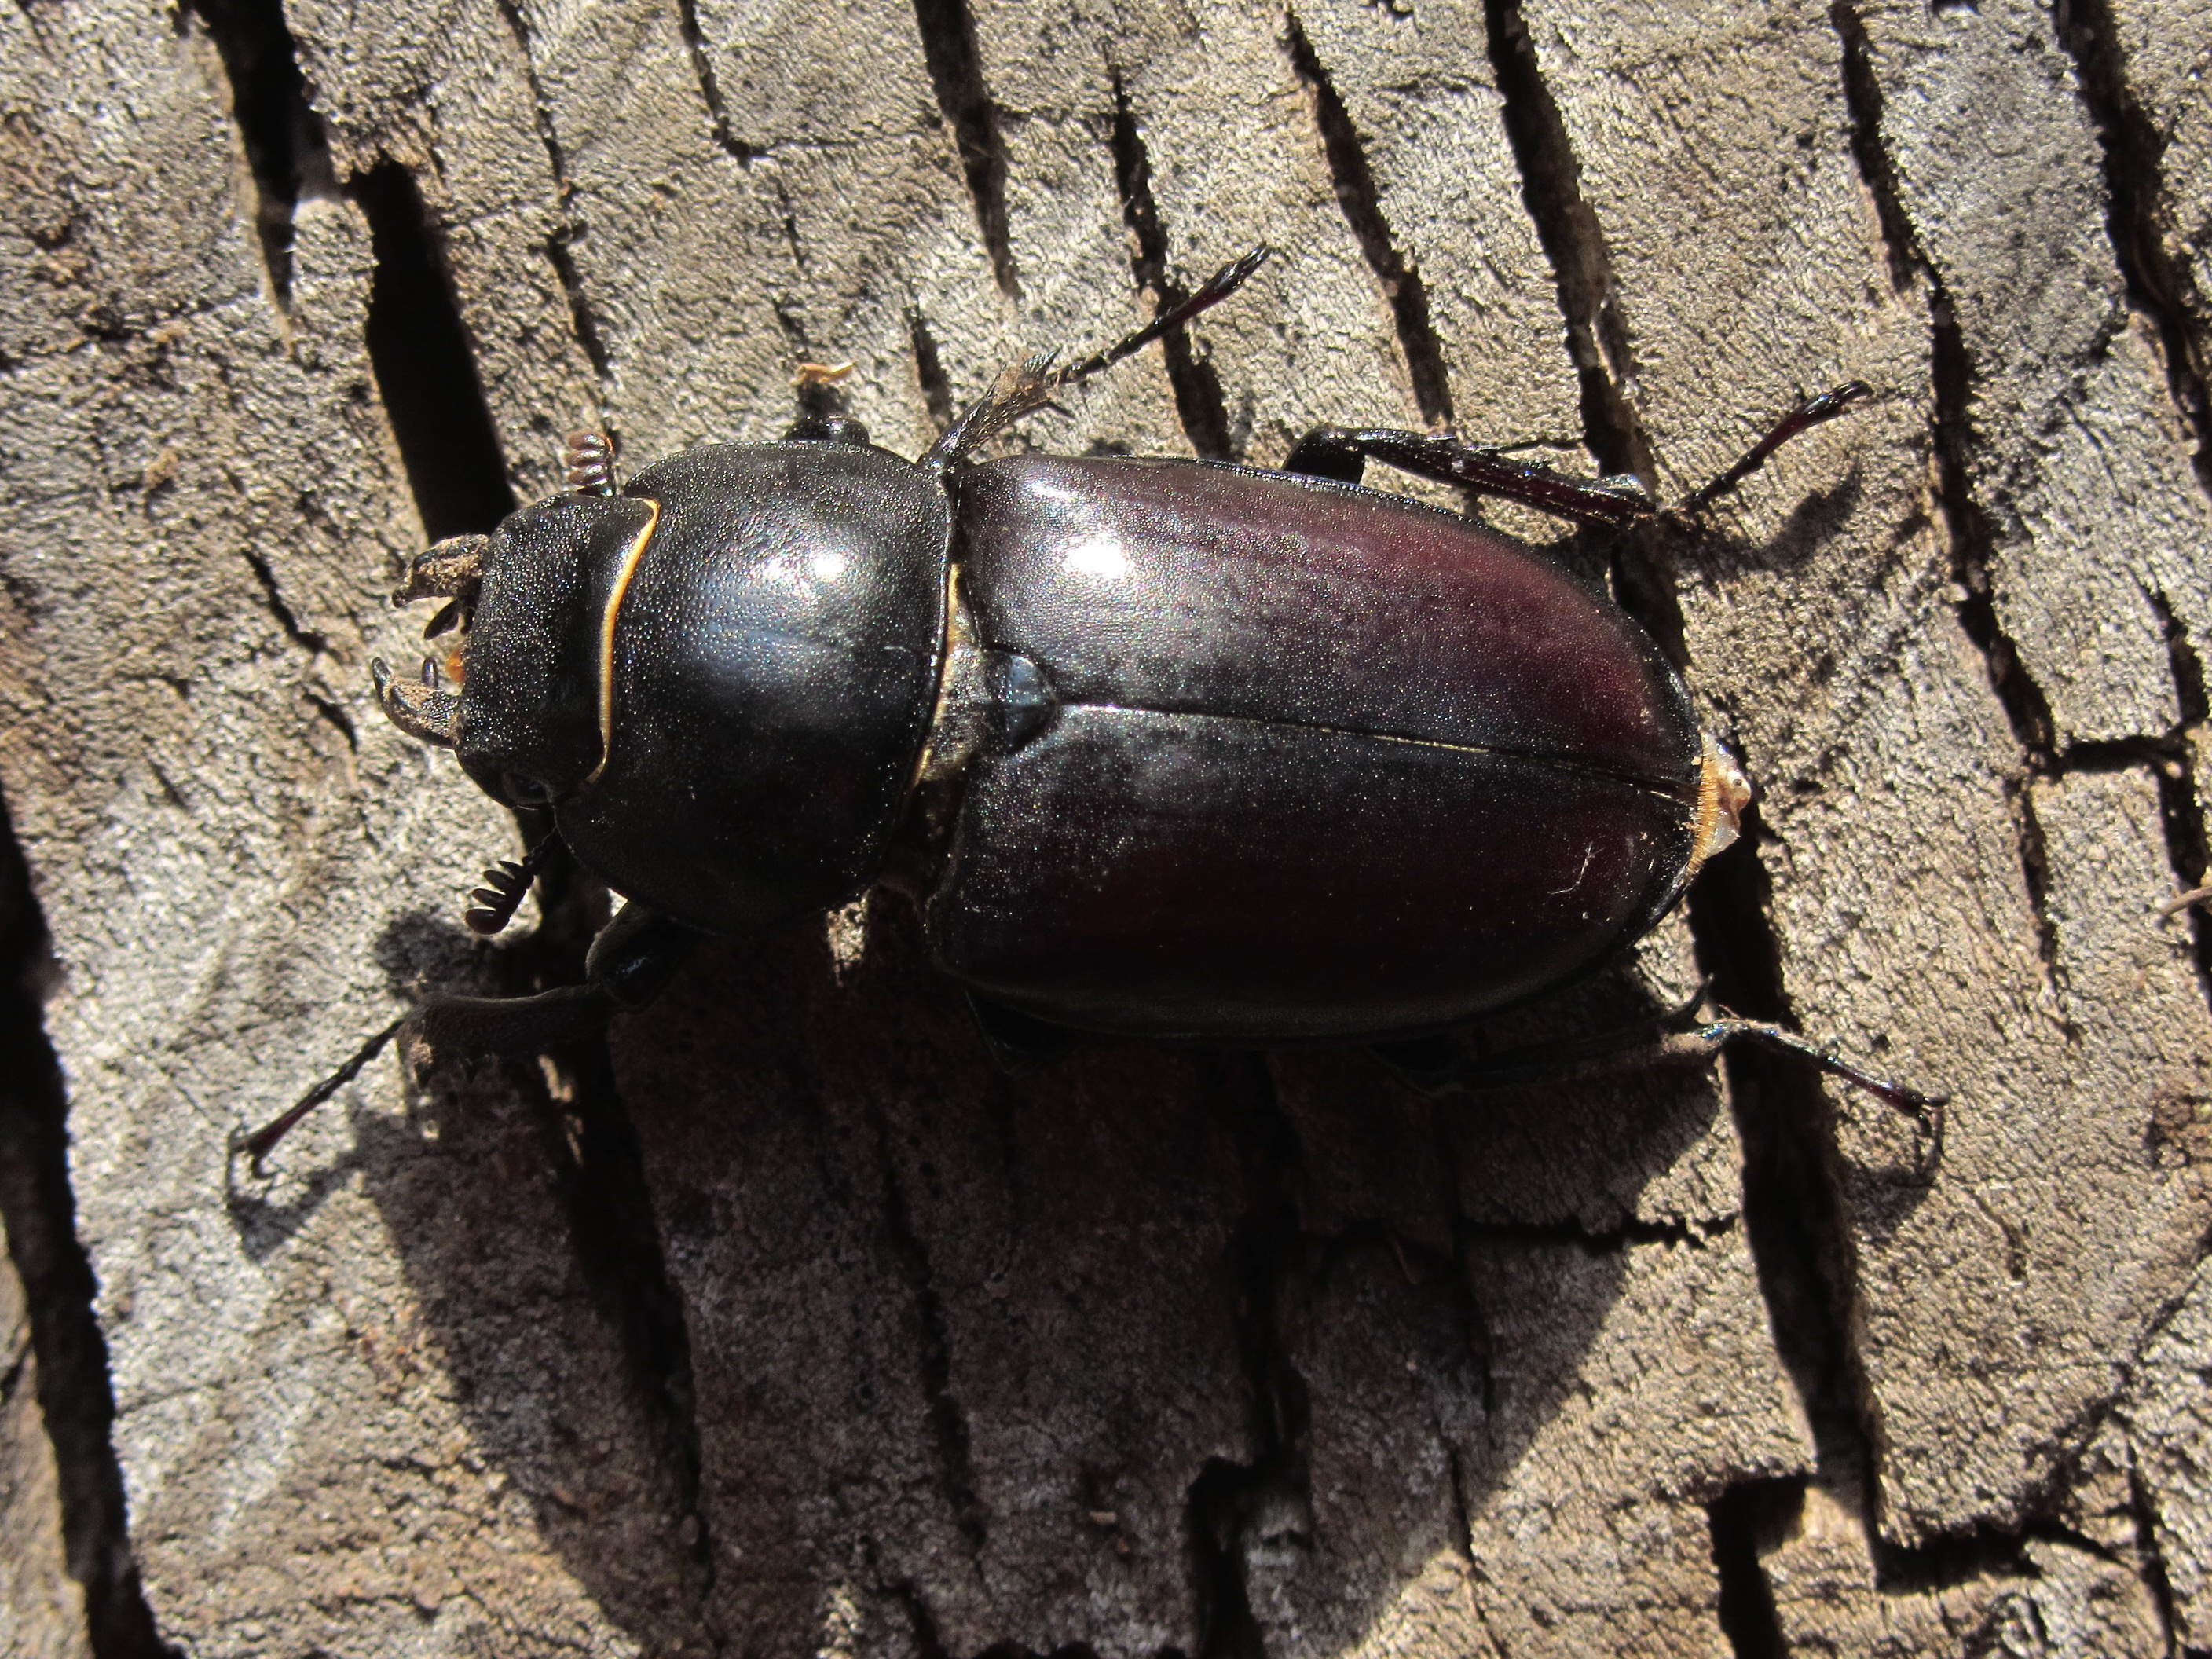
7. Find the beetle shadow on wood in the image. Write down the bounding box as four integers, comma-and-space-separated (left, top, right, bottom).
595, 901, 1743, 1657
229, 906, 722, 1652
223, 908, 500, 1258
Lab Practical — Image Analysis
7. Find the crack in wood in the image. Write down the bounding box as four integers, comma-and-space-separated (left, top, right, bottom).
910, 307, 957, 433
489, 0, 615, 390
178, 0, 338, 313
240, 548, 329, 657
1484, 0, 1899, 1626
354, 161, 518, 542
674, 0, 770, 165
1105, 71, 1238, 461
1708, 1478, 1798, 1659
1280, 8, 1452, 431
485, 819, 725, 1650
0, 786, 174, 1659
910, 0, 1018, 297
2054, 0, 2212, 500
865, 1093, 991, 1562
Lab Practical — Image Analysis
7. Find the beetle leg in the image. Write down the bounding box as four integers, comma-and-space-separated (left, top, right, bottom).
925, 245, 1272, 470
783, 414, 873, 446
1675, 382, 1873, 515
1375, 993, 1946, 1156
963, 992, 1078, 1070
563, 429, 620, 496
1282, 426, 1658, 524
235, 903, 701, 1171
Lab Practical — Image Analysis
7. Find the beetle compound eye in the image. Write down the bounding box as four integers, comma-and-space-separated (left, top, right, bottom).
503, 772, 555, 805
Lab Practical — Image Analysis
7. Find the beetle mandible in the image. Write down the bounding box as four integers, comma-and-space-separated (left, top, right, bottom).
244, 247, 1943, 1167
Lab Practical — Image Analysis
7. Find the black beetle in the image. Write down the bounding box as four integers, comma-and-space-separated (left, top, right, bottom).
245, 247, 1941, 1166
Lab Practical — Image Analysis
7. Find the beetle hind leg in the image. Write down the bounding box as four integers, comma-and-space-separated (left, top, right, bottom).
1375, 989, 1946, 1157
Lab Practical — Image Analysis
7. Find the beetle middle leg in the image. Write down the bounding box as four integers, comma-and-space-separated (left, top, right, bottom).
238, 900, 701, 1171
1285, 382, 1875, 525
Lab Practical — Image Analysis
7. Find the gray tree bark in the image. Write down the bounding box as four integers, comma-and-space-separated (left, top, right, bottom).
2, 0, 2210, 1654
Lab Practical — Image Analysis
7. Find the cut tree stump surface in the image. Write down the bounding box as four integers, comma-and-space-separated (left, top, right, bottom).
1, 0, 2209, 1654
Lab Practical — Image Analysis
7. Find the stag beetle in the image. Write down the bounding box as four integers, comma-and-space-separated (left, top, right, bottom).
244, 247, 1943, 1166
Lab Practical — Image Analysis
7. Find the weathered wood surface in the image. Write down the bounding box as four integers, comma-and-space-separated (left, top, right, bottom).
1, 0, 2209, 1654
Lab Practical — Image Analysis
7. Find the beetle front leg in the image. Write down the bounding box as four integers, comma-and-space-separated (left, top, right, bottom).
238, 901, 701, 1170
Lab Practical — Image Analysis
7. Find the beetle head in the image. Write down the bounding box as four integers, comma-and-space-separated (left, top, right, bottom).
374, 492, 661, 808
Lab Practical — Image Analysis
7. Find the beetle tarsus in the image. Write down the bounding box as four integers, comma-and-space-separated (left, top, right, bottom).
1377, 991, 1946, 1163
1675, 381, 1875, 514
240, 903, 701, 1170
463, 836, 558, 936
235, 1013, 408, 1174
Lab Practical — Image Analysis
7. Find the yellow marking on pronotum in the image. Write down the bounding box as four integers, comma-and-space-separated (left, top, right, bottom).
905, 562, 968, 793
584, 498, 661, 788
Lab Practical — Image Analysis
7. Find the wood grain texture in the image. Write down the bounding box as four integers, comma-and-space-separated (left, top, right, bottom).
0, 1, 2206, 1654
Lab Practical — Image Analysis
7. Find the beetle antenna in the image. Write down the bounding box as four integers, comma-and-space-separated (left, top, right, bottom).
234, 1013, 408, 1174
463, 834, 559, 936
564, 429, 620, 496
1675, 382, 1874, 514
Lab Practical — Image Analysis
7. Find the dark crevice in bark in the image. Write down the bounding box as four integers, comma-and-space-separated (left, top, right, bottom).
2147, 594, 2212, 1014
303, 690, 358, 752
2054, 0, 2212, 498
1186, 1055, 1310, 1659
2126, 1462, 2185, 1657
354, 163, 517, 542
353, 138, 711, 1635
1481, 0, 1684, 669
1832, 2, 2083, 1011
1481, 0, 1646, 474
866, 1101, 990, 1560
1709, 1478, 1800, 1659
910, 0, 1017, 297
492, 822, 721, 1650
2007, 778, 2078, 1039
1829, 0, 1920, 293
674, 0, 769, 163
1105, 74, 1237, 460
1490, 0, 1892, 1602
910, 309, 958, 432
1280, 9, 1452, 430
1686, 815, 1887, 1507
889, 1580, 954, 1659
490, 0, 614, 390
181, 0, 337, 312
241, 548, 329, 656
0, 786, 176, 1659
1932, 314, 2060, 769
